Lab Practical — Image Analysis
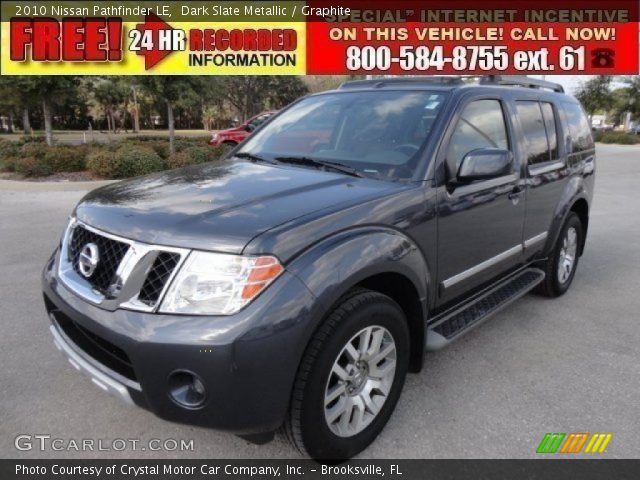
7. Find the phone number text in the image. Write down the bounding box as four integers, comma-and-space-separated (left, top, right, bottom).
346, 45, 586, 71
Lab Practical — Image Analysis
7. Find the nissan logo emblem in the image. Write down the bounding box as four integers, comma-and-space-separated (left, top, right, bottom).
78, 242, 100, 278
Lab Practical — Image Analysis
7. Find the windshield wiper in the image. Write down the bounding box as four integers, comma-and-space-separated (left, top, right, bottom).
275, 156, 364, 178
234, 152, 278, 165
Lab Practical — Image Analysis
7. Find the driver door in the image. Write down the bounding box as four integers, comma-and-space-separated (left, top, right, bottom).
436, 97, 525, 305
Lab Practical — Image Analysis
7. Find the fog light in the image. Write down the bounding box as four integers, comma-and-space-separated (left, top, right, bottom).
168, 370, 206, 408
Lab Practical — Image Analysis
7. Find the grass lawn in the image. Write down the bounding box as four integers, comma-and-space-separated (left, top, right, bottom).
0, 129, 213, 145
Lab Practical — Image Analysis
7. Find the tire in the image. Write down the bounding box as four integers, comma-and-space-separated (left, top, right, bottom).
535, 212, 583, 297
284, 289, 410, 461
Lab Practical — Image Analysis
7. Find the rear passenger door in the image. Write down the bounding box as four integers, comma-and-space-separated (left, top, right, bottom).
516, 100, 568, 255
436, 96, 526, 305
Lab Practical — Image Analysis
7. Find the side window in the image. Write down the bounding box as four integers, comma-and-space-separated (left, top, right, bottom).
516, 101, 550, 165
562, 102, 594, 153
540, 103, 559, 160
447, 99, 509, 172
249, 114, 270, 128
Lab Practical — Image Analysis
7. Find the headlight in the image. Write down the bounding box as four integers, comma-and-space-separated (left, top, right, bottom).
159, 252, 283, 315
211, 133, 219, 141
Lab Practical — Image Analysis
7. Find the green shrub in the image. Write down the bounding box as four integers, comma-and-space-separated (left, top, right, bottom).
139, 140, 170, 159
43, 146, 88, 172
184, 146, 223, 163
122, 135, 167, 143
20, 142, 48, 159
10, 144, 89, 175
18, 135, 46, 144
88, 146, 165, 178
595, 131, 640, 144
0, 156, 19, 172
117, 138, 173, 159
14, 156, 53, 177
0, 139, 20, 161
166, 151, 192, 169
173, 139, 201, 152
86, 150, 115, 178
166, 145, 224, 169
101, 141, 123, 152
114, 146, 165, 177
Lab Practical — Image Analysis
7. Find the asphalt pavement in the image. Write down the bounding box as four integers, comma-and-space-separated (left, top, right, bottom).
1, 143, 639, 459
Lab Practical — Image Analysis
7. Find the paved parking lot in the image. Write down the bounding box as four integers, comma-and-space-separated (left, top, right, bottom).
1, 143, 639, 459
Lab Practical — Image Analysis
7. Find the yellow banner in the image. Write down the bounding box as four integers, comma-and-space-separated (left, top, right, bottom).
0, 1, 306, 75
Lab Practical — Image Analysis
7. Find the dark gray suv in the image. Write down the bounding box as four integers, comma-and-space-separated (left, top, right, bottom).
42, 76, 595, 460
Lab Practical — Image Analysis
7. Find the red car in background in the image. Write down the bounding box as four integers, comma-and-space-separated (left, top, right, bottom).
210, 111, 277, 148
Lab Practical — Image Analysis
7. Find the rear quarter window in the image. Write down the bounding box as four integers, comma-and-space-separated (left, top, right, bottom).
516, 101, 550, 165
562, 102, 594, 153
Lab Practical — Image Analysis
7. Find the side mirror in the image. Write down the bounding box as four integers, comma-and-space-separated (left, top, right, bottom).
244, 124, 255, 132
457, 149, 513, 182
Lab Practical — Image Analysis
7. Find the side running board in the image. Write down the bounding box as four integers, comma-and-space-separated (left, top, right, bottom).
426, 268, 545, 351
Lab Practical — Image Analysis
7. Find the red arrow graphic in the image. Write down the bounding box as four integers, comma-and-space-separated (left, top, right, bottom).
133, 12, 176, 70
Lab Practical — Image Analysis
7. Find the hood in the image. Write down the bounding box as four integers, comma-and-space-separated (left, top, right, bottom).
75, 160, 398, 254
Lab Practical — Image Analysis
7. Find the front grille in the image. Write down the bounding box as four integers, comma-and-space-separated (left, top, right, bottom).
50, 305, 137, 382
69, 225, 129, 294
137, 252, 181, 306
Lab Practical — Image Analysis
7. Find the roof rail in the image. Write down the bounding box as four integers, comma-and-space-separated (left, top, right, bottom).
338, 75, 565, 93
479, 75, 564, 93
339, 77, 465, 89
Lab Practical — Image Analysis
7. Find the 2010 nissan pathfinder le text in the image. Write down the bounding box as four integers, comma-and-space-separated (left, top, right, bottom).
43, 76, 595, 460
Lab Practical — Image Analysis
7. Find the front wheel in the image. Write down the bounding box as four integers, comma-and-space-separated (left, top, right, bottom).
535, 212, 583, 297
284, 289, 410, 460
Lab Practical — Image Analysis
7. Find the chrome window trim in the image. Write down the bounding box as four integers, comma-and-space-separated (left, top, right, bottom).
528, 160, 565, 176
58, 218, 189, 312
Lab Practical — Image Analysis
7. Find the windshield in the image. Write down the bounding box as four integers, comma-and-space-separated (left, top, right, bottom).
237, 90, 447, 180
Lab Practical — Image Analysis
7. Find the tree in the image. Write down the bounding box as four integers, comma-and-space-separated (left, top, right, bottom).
0, 76, 41, 134
218, 76, 308, 121
265, 76, 309, 110
139, 77, 204, 154
575, 76, 613, 121
92, 77, 130, 133
218, 77, 269, 122
125, 77, 144, 133
20, 77, 80, 145
303, 75, 350, 93
0, 77, 17, 133
621, 76, 640, 119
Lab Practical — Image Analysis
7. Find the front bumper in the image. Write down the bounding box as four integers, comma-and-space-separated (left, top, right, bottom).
42, 249, 321, 435
50, 322, 137, 406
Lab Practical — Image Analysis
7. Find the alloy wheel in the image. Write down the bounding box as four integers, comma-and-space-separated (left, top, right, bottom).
323, 326, 397, 437
557, 226, 578, 284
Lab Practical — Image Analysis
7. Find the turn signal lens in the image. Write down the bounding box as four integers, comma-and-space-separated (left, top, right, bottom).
242, 257, 284, 300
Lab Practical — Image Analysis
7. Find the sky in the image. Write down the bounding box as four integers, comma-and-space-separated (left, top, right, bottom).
530, 75, 587, 95
530, 75, 633, 96
368, 75, 634, 96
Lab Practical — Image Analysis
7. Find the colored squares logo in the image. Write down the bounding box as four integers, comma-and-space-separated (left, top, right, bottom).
537, 433, 612, 454
584, 433, 613, 453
